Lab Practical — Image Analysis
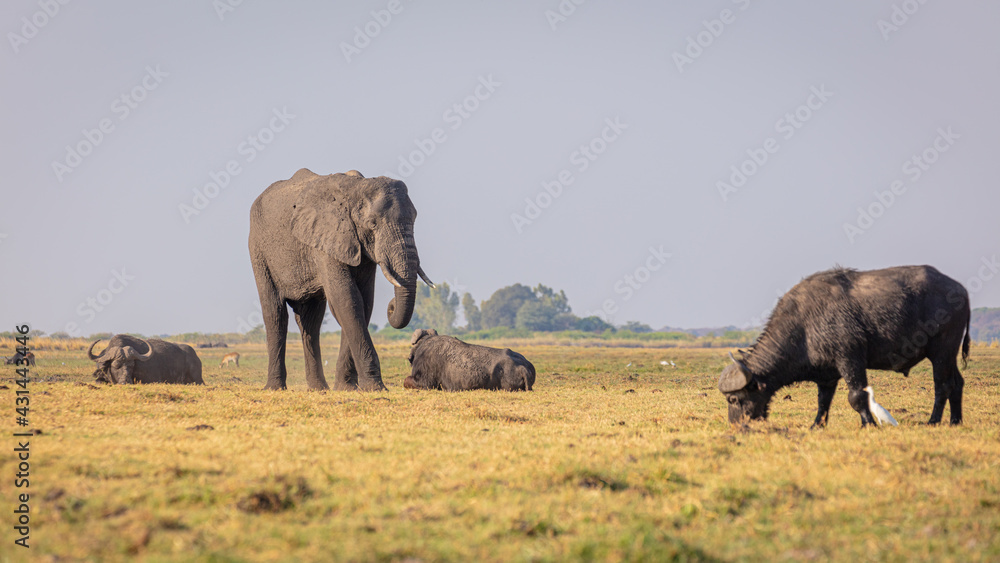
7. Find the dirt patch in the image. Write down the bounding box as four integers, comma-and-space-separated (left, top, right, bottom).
236, 476, 312, 514
473, 408, 529, 424
564, 469, 629, 492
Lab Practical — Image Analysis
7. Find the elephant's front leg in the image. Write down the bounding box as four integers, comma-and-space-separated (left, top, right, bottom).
333, 337, 359, 390
326, 276, 385, 391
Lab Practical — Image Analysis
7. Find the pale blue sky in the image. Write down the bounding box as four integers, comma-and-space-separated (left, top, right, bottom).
2, 1, 998, 336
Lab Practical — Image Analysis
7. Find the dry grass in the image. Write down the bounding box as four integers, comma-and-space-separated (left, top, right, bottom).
0, 337, 94, 352
1, 342, 998, 562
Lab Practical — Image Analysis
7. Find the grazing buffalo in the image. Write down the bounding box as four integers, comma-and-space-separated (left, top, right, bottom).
405, 329, 535, 391
88, 335, 204, 385
719, 266, 970, 427
4, 351, 35, 366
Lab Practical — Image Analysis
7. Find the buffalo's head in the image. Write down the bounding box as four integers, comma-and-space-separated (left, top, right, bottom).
87, 338, 154, 384
719, 352, 771, 424
93, 366, 111, 383
404, 328, 439, 389
410, 328, 438, 347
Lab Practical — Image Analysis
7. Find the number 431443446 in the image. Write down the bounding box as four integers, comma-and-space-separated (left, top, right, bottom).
14, 324, 30, 384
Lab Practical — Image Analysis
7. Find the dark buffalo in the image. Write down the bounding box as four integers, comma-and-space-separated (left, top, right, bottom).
719, 265, 970, 427
4, 351, 35, 366
405, 329, 535, 391
88, 334, 204, 385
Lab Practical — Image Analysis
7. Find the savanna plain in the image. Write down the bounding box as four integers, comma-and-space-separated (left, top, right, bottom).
2, 340, 999, 562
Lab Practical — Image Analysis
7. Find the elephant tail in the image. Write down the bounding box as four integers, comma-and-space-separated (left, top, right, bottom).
523, 367, 533, 391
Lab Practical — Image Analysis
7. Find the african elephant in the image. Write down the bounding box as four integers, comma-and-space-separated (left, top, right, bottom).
249, 168, 433, 391
405, 329, 536, 391
88, 334, 204, 384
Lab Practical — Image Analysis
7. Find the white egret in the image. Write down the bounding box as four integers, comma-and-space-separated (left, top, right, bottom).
864, 385, 898, 426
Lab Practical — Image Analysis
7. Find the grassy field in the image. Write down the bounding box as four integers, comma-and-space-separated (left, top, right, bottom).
1, 340, 998, 562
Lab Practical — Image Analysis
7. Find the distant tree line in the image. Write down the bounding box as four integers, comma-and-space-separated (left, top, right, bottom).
4, 283, 790, 343
402, 282, 636, 334
970, 307, 1000, 343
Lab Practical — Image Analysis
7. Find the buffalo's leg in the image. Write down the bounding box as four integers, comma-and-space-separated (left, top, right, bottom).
949, 369, 965, 425
293, 297, 329, 391
840, 358, 875, 427
928, 362, 950, 425
929, 353, 963, 425
811, 383, 838, 429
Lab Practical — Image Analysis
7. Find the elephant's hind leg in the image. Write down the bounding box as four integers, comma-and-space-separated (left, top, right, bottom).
293, 297, 330, 391
257, 281, 289, 390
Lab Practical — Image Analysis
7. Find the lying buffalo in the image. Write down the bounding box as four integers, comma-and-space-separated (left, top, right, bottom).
719, 265, 970, 427
4, 351, 35, 366
88, 335, 204, 385
405, 329, 535, 391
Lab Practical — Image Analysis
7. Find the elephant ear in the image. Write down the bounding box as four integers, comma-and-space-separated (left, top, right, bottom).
291, 183, 362, 266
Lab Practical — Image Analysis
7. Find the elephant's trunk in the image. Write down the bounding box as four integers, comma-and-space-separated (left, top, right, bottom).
387, 282, 416, 329
381, 227, 427, 330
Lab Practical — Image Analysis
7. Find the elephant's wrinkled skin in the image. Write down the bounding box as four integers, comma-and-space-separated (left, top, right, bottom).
88, 334, 203, 384
249, 169, 433, 391
405, 329, 536, 391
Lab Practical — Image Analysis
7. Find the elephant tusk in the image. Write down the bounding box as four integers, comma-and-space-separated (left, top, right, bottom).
381, 268, 403, 288
418, 266, 435, 288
